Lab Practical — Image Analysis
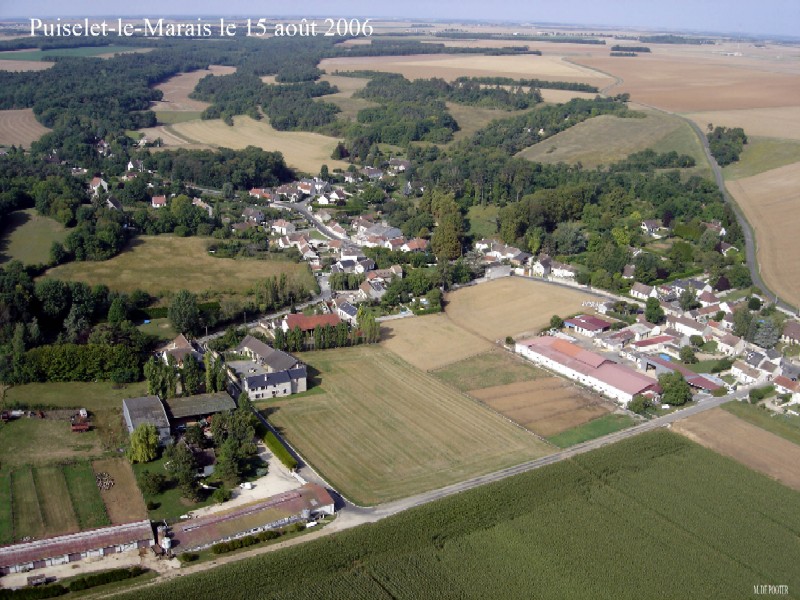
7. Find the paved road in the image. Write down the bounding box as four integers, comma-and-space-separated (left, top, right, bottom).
270, 200, 347, 241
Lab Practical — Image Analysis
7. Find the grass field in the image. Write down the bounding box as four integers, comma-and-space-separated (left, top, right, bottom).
430, 349, 543, 392
45, 235, 316, 295
446, 102, 529, 144
266, 346, 550, 505
0, 209, 66, 264
445, 277, 597, 341
92, 458, 148, 524
547, 413, 635, 448
723, 137, 800, 179
673, 407, 800, 491
0, 60, 52, 72
141, 116, 349, 173
3, 380, 149, 412
316, 74, 377, 121
137, 318, 178, 341
516, 110, 710, 177
726, 161, 800, 309
721, 401, 800, 446
687, 106, 800, 141
0, 109, 51, 149
2, 461, 110, 542
64, 462, 111, 529
470, 378, 614, 437
115, 431, 800, 600
154, 111, 203, 125
381, 313, 491, 371
0, 46, 148, 61
320, 54, 611, 85
0, 418, 104, 468
133, 456, 215, 521
466, 204, 499, 239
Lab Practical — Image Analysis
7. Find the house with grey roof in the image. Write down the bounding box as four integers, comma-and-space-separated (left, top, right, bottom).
235, 335, 299, 372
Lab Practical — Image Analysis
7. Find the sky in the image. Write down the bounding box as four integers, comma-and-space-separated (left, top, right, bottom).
1, 0, 798, 38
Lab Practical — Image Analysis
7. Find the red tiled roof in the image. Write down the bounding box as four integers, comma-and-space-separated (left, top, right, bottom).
564, 315, 613, 332
285, 313, 341, 332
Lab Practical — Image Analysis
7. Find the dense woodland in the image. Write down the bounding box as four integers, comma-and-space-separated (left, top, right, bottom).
707, 126, 748, 166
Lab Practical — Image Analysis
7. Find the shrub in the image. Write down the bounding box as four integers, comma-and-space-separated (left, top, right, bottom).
712, 388, 728, 398
65, 567, 146, 593
749, 385, 775, 404
211, 488, 232, 504
264, 431, 298, 471
178, 553, 199, 564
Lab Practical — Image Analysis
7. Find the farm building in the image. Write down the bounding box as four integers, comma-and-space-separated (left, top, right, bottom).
168, 483, 334, 552
564, 315, 613, 337
122, 395, 171, 445
163, 392, 237, 428
282, 313, 341, 333
515, 336, 658, 405
0, 520, 154, 575
236, 335, 300, 372
635, 354, 722, 392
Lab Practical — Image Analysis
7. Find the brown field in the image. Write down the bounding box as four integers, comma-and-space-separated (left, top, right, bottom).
685, 106, 800, 140
319, 54, 612, 85
673, 408, 800, 491
572, 53, 800, 112
92, 458, 148, 524
150, 65, 237, 112
140, 115, 349, 173
445, 277, 597, 341
268, 346, 550, 505
0, 60, 52, 72
0, 108, 51, 147
446, 102, 529, 143
726, 161, 800, 308
517, 111, 691, 168
470, 378, 612, 436
45, 235, 315, 295
381, 313, 492, 371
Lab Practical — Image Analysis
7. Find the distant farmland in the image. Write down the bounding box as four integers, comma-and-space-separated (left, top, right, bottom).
45, 235, 315, 295
267, 346, 550, 505
115, 431, 800, 600
0, 109, 51, 148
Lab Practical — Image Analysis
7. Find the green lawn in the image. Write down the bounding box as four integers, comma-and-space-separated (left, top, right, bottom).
64, 462, 111, 529
0, 209, 68, 266
547, 413, 635, 448
132, 456, 215, 521
0, 46, 148, 61
684, 359, 725, 374
137, 318, 178, 342
723, 137, 800, 180
3, 380, 149, 412
722, 401, 800, 446
466, 205, 500, 241
11, 467, 44, 540
431, 349, 544, 392
115, 431, 800, 600
0, 469, 12, 544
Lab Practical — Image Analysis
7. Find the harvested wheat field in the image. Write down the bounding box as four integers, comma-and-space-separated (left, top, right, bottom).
0, 109, 51, 147
150, 65, 237, 112
382, 313, 491, 371
572, 54, 800, 112
320, 54, 611, 85
517, 111, 700, 168
0, 60, 53, 72
268, 346, 550, 505
445, 277, 598, 341
539, 89, 598, 103
673, 408, 800, 491
470, 378, 612, 437
142, 116, 348, 173
685, 106, 800, 140
316, 74, 377, 121
726, 161, 800, 308
92, 458, 148, 524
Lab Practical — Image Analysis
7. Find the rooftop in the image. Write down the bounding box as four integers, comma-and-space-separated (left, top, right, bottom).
164, 392, 237, 420
122, 396, 169, 430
